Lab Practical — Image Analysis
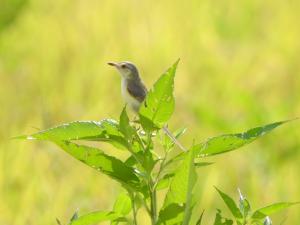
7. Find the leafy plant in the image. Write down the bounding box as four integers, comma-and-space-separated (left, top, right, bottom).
210, 188, 299, 225
18, 61, 298, 224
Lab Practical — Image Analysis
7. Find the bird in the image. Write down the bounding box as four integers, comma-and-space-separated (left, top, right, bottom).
108, 61, 186, 151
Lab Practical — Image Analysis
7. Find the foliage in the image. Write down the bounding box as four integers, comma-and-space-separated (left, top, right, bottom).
213, 188, 299, 225
20, 61, 298, 224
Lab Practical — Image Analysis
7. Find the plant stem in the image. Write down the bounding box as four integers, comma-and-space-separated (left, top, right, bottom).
154, 151, 169, 188
135, 132, 146, 151
130, 192, 138, 225
139, 194, 152, 216
145, 130, 158, 225
149, 182, 157, 225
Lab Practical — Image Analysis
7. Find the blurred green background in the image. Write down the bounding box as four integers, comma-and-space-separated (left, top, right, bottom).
0, 0, 299, 224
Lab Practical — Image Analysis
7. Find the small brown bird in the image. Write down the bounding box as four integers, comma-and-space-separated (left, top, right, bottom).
108, 61, 186, 151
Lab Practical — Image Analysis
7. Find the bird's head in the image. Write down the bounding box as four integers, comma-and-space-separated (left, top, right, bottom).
108, 61, 140, 80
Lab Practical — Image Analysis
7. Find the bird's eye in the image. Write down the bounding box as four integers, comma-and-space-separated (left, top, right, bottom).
121, 64, 126, 69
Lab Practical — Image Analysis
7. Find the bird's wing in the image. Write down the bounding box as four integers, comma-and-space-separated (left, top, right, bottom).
127, 81, 147, 103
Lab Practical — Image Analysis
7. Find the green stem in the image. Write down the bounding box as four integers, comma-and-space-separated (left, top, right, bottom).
139, 194, 151, 216
154, 150, 169, 188
146, 132, 152, 151
149, 183, 157, 225
130, 192, 138, 225
135, 132, 146, 152
145, 130, 158, 225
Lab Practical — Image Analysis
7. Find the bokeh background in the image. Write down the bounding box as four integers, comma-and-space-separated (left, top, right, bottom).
1, 0, 300, 224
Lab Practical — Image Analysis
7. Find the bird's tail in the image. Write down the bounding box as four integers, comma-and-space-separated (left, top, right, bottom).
163, 126, 186, 151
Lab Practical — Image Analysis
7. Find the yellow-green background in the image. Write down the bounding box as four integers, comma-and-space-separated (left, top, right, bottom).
1, 0, 299, 224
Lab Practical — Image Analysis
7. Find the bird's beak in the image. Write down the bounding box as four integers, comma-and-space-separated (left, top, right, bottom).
107, 62, 119, 67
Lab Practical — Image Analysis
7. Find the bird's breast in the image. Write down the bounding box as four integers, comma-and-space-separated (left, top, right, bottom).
121, 79, 141, 112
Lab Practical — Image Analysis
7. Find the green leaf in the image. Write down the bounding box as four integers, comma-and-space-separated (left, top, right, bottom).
213, 209, 233, 225
113, 192, 132, 216
194, 162, 214, 168
68, 211, 123, 225
124, 149, 156, 174
156, 173, 174, 190
264, 217, 272, 225
251, 202, 300, 219
119, 107, 136, 140
215, 187, 243, 219
70, 210, 79, 222
194, 120, 291, 157
156, 162, 211, 190
238, 189, 251, 219
240, 198, 251, 218
195, 210, 205, 225
165, 149, 196, 206
157, 161, 211, 191
157, 204, 185, 225
139, 59, 179, 130
19, 120, 128, 150
157, 149, 196, 225
56, 141, 140, 189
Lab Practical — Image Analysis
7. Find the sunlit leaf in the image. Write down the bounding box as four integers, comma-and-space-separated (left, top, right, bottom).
70, 210, 79, 222
124, 148, 156, 174
238, 189, 251, 219
156, 173, 174, 190
195, 210, 205, 225
139, 60, 179, 131
157, 149, 196, 225
251, 202, 300, 219
56, 141, 140, 189
68, 211, 123, 225
119, 107, 136, 140
194, 120, 291, 157
157, 204, 185, 225
194, 162, 214, 167
157, 162, 211, 190
213, 209, 233, 225
215, 187, 243, 219
264, 217, 272, 225
113, 192, 132, 216
18, 120, 128, 149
